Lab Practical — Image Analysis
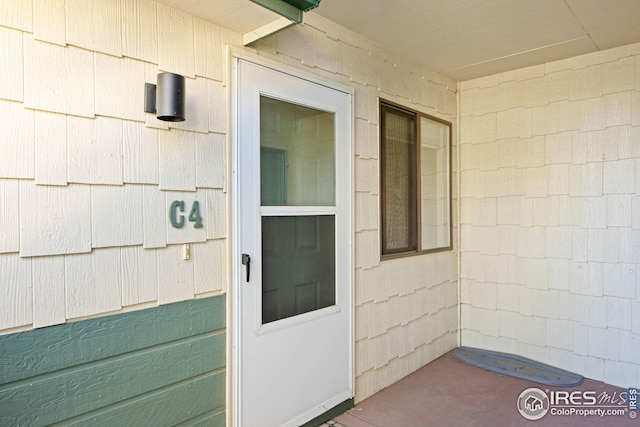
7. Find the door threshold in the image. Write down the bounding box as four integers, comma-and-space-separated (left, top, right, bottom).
300, 398, 354, 427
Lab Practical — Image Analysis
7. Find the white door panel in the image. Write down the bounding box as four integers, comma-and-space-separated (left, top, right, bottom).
234, 58, 352, 427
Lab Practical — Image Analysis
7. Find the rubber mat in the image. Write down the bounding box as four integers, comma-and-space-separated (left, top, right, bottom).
453, 346, 584, 387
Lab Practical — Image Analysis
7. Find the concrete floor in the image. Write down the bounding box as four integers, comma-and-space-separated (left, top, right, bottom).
334, 351, 638, 427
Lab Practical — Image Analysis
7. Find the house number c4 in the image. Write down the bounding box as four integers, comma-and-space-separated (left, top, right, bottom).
170, 200, 203, 229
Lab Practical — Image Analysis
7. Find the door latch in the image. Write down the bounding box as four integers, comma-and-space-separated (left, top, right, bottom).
241, 253, 251, 282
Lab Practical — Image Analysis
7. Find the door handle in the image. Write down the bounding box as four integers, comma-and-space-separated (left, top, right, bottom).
241, 253, 251, 282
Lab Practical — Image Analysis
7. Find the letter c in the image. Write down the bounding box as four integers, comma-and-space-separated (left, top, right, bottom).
170, 200, 185, 228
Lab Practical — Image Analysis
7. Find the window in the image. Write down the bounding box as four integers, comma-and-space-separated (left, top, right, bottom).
380, 100, 452, 257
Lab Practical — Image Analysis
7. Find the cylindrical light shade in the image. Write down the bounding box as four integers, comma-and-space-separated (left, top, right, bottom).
156, 73, 185, 122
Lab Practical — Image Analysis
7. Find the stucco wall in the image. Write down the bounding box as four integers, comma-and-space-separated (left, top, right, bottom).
0, 0, 459, 403
459, 43, 640, 388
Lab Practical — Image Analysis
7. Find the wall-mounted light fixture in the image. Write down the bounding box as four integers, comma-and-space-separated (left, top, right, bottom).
144, 73, 185, 122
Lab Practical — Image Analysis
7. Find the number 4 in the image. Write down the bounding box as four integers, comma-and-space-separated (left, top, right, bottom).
189, 201, 203, 228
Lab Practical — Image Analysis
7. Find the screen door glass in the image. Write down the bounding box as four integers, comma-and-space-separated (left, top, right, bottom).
260, 96, 337, 324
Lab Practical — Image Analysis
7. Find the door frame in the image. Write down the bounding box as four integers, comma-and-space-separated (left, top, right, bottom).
229, 50, 355, 426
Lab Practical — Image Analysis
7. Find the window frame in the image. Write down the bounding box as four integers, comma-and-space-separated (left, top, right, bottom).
379, 99, 453, 259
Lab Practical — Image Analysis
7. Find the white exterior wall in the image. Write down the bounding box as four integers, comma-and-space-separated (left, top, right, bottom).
0, 0, 228, 333
459, 44, 640, 388
272, 15, 460, 402
0, 0, 458, 403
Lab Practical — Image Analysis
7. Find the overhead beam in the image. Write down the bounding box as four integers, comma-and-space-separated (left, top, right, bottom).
245, 0, 321, 45
249, 0, 303, 23
243, 16, 296, 46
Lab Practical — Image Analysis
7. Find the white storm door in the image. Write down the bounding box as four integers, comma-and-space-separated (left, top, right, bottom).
235, 58, 352, 427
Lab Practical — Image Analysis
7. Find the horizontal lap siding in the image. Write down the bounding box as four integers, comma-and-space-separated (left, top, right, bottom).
0, 295, 225, 426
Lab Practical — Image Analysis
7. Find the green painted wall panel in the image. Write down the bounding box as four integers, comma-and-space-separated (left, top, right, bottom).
1, 333, 225, 426
0, 296, 225, 385
174, 408, 226, 427
0, 296, 226, 427
62, 371, 225, 427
